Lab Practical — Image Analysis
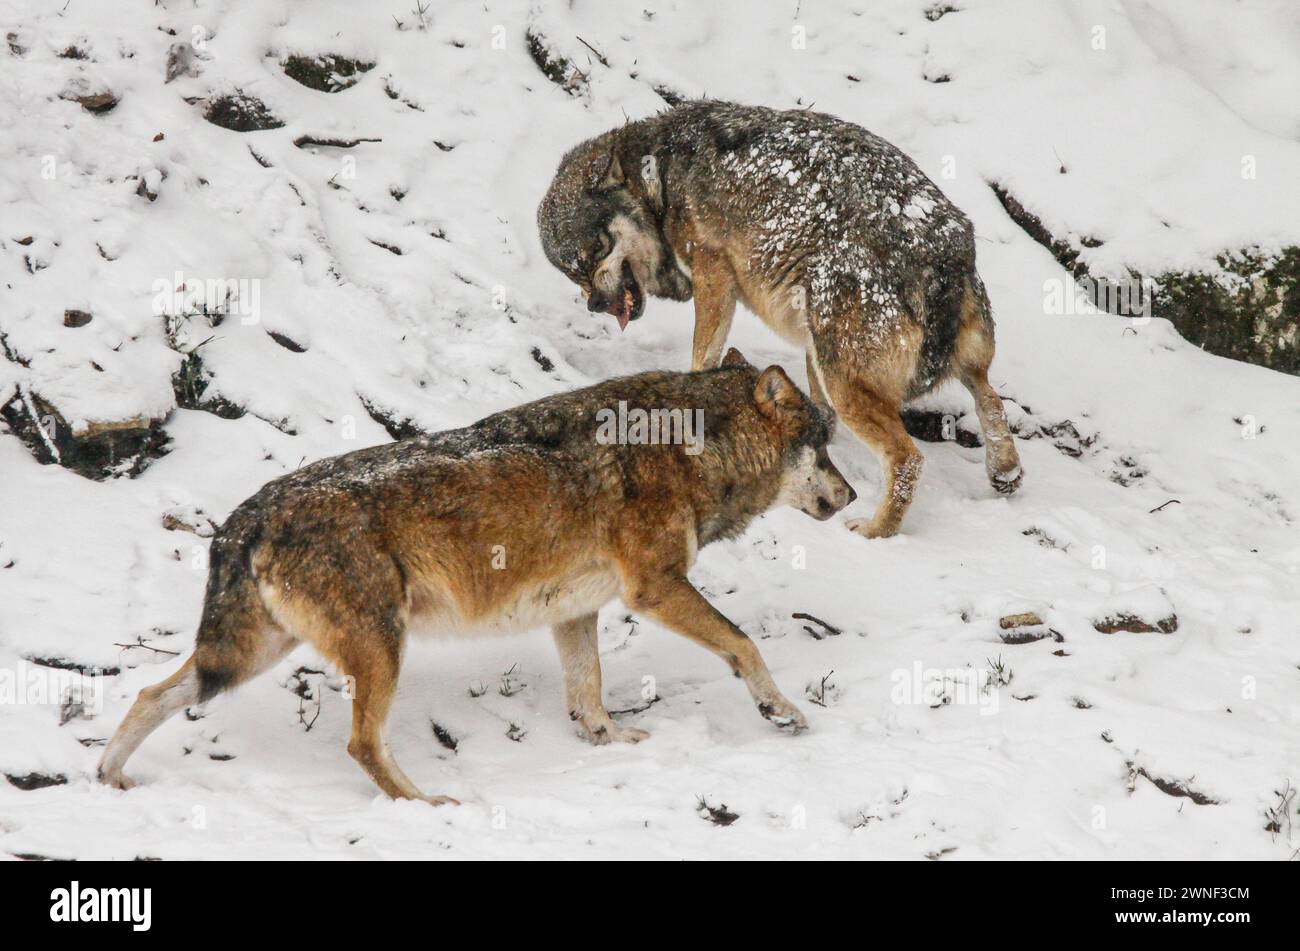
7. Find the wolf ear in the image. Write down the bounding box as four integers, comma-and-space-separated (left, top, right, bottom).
754, 365, 802, 419
599, 152, 626, 191
721, 347, 750, 368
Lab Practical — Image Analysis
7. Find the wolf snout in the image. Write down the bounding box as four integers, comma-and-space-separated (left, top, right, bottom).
810, 486, 849, 520
814, 480, 855, 519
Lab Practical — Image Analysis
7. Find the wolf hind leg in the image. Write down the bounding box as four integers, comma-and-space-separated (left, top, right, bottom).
551, 613, 649, 745
257, 544, 455, 805
953, 280, 1022, 494
97, 657, 200, 790
821, 373, 924, 539
338, 632, 456, 805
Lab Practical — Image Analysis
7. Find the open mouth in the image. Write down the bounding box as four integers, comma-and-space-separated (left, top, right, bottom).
607, 260, 644, 331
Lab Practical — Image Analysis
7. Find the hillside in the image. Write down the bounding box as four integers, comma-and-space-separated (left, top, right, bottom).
0, 0, 1297, 859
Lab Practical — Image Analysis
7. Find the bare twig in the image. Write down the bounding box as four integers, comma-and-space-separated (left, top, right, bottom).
112, 636, 180, 657
793, 611, 842, 639
806, 670, 835, 707
575, 36, 609, 67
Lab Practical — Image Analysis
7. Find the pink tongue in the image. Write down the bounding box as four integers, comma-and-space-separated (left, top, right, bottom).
616, 311, 630, 332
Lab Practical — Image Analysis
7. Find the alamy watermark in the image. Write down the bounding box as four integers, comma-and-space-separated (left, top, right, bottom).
50, 881, 151, 932
151, 270, 261, 325
595, 402, 705, 456
890, 661, 1004, 716
0, 659, 105, 717
1043, 273, 1153, 324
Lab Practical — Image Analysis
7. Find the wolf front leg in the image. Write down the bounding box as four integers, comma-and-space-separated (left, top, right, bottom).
620, 570, 808, 732
690, 248, 738, 370
551, 613, 650, 745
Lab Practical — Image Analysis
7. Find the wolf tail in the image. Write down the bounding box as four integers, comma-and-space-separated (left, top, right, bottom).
192, 527, 275, 703
915, 263, 970, 390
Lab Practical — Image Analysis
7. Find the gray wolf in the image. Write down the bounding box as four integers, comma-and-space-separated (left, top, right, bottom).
98, 353, 853, 803
538, 100, 1023, 538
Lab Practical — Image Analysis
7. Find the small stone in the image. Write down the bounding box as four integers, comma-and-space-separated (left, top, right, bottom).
999, 612, 1044, 630
78, 92, 118, 114
63, 309, 92, 328
161, 507, 217, 537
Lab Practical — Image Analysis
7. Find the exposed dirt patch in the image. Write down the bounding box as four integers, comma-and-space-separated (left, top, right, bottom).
1127, 763, 1220, 805
992, 182, 1300, 374
282, 54, 375, 92
5, 772, 68, 791
204, 93, 284, 132
1094, 613, 1178, 634
169, 335, 246, 421
526, 29, 587, 96
0, 387, 169, 480
430, 720, 458, 753
697, 797, 739, 826
267, 330, 306, 353
359, 395, 423, 441
23, 655, 120, 677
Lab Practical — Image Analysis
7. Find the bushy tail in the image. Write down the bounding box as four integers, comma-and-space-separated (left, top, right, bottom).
193, 530, 269, 703
915, 264, 971, 392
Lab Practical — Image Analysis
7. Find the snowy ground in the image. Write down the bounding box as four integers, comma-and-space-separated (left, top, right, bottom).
1, 0, 1298, 859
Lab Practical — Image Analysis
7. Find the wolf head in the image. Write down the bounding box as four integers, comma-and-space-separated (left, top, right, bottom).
538, 134, 692, 331
720, 349, 856, 522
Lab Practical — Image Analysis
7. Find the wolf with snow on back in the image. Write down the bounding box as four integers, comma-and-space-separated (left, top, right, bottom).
97, 354, 853, 803
538, 100, 1023, 538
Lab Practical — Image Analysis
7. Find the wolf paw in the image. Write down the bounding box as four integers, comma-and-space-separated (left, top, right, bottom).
574, 713, 650, 746
99, 770, 136, 791
845, 516, 897, 539
418, 793, 460, 807
990, 465, 1023, 495
607, 725, 651, 744
759, 698, 809, 734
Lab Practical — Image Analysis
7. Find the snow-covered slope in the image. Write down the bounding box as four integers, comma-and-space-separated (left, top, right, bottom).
0, 0, 1296, 859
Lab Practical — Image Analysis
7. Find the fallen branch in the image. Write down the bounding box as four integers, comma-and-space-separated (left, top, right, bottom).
793, 611, 842, 639
112, 636, 180, 658
293, 135, 382, 149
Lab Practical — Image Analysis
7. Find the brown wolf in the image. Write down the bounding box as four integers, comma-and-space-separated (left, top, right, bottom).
538, 100, 1023, 538
97, 353, 853, 803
